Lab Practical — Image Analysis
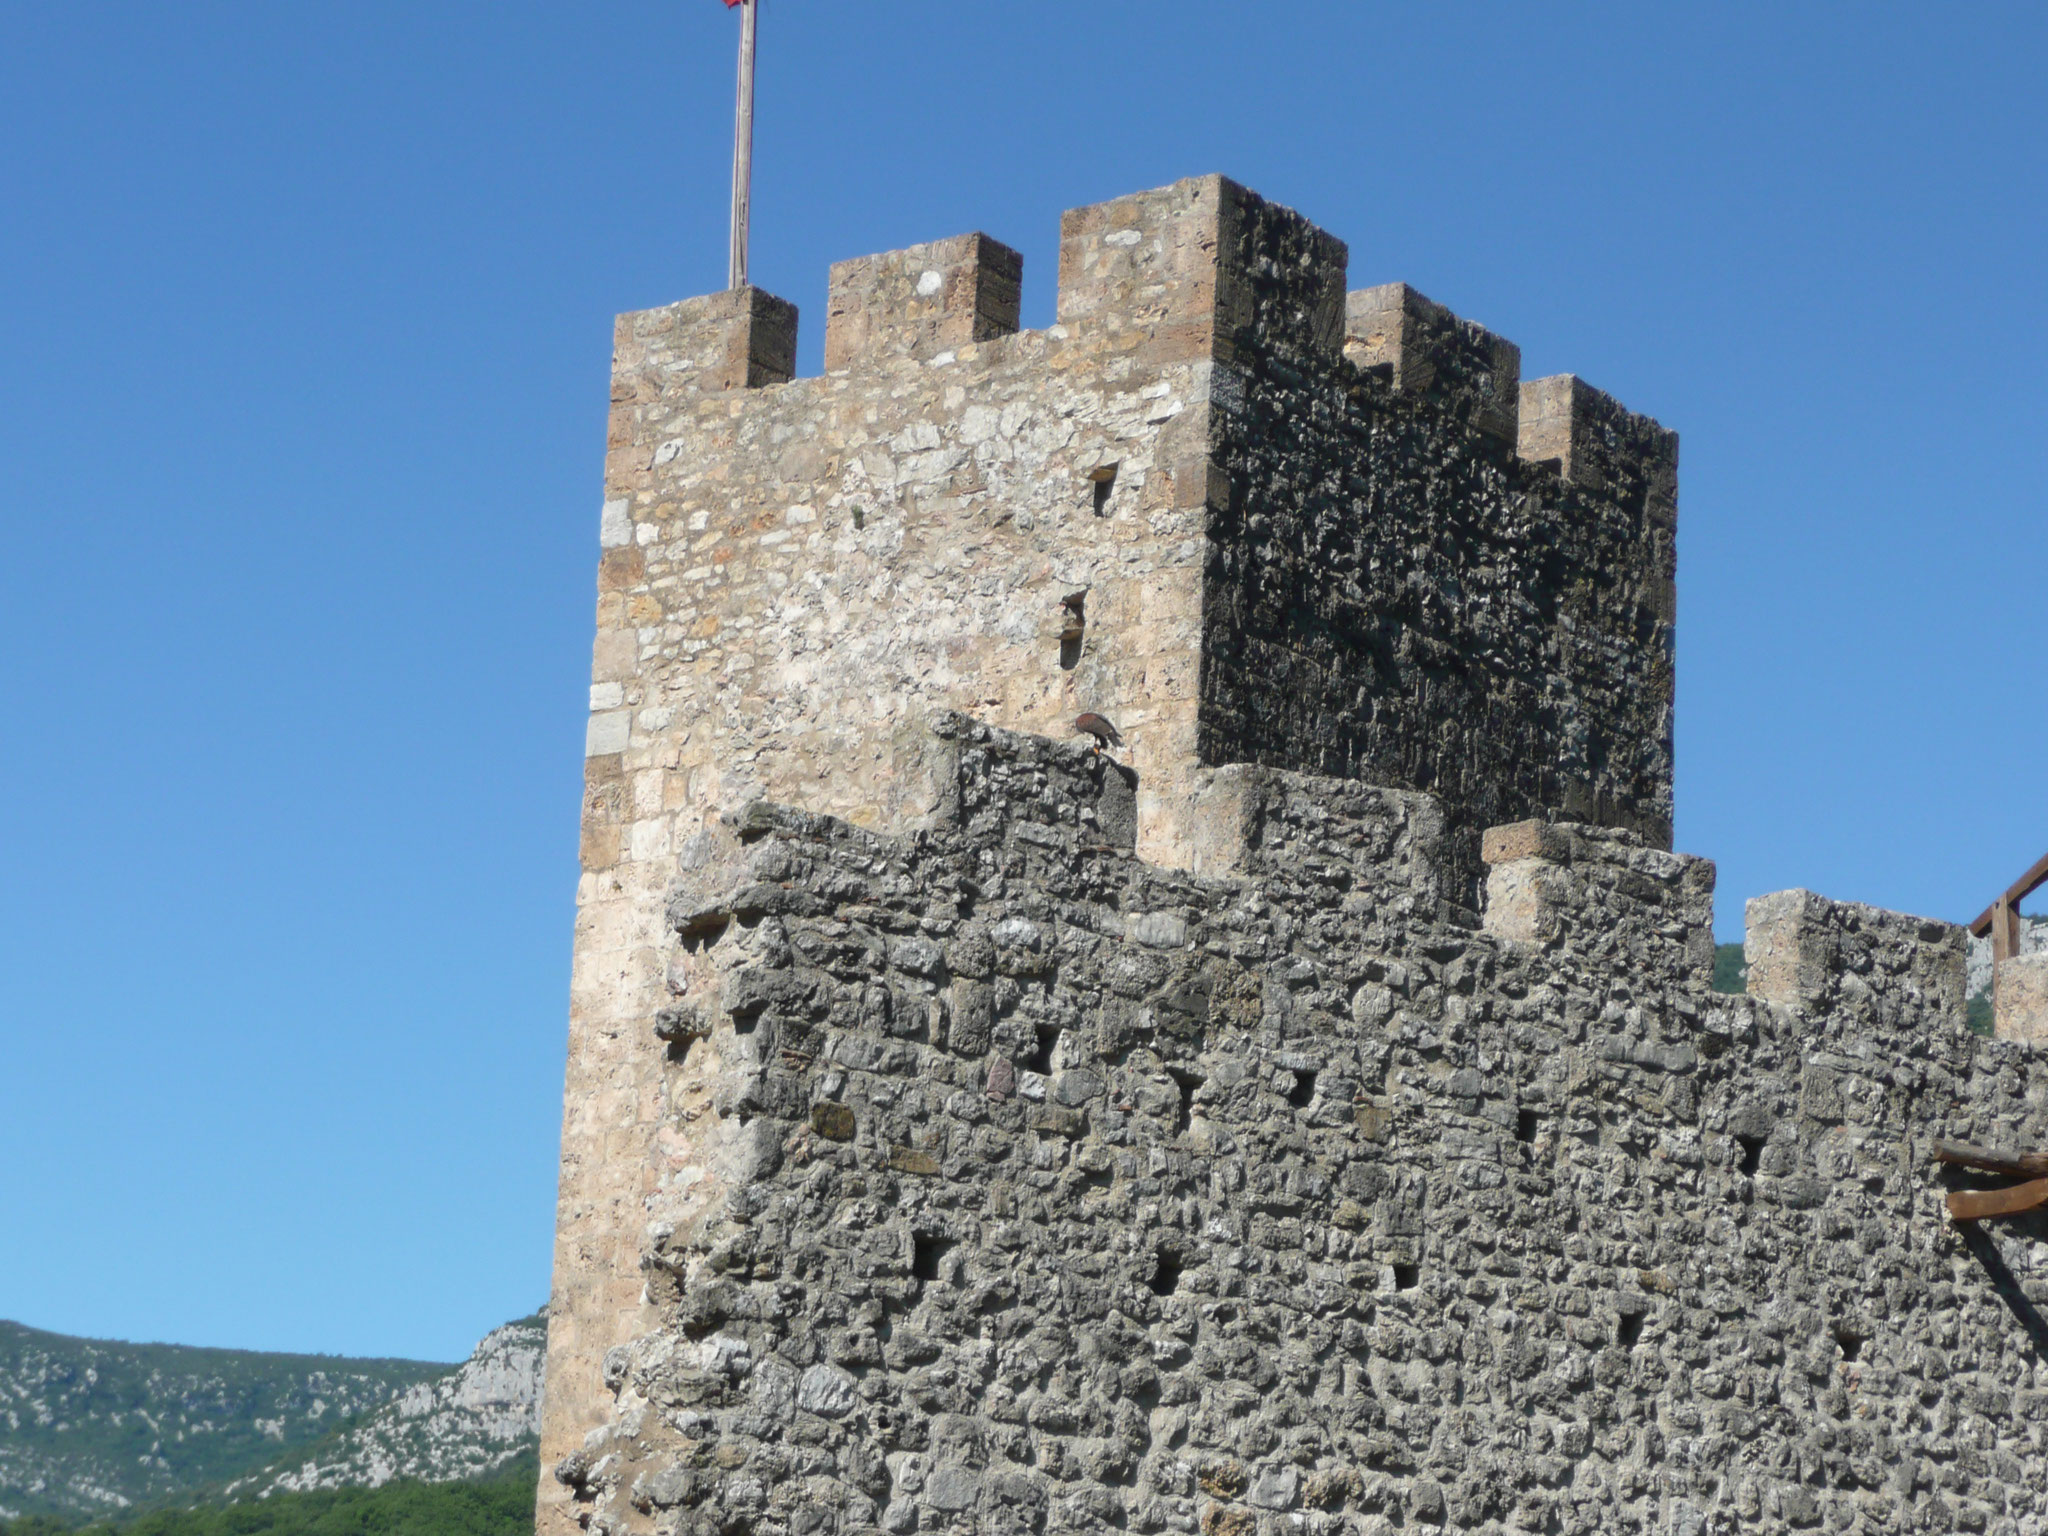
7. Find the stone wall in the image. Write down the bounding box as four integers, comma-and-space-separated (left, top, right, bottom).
544, 200, 1220, 1526
1202, 288, 1677, 868
544, 175, 1688, 1532
544, 718, 2048, 1536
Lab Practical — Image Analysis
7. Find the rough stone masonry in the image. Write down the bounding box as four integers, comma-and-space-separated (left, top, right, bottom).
541, 176, 2044, 1536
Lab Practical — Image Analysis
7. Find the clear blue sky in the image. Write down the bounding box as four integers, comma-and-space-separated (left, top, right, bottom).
1, 2, 2042, 1363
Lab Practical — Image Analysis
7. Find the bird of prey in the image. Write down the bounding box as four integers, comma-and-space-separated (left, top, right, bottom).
1074, 713, 1123, 751
1057, 590, 1088, 643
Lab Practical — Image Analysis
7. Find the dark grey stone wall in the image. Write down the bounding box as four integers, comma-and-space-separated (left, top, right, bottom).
1199, 243, 1677, 866
556, 720, 2044, 1536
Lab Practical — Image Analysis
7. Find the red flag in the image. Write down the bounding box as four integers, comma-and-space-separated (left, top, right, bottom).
721, 0, 742, 7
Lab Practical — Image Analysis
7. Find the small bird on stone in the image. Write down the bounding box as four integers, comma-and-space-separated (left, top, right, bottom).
1057, 590, 1088, 642
1074, 713, 1123, 751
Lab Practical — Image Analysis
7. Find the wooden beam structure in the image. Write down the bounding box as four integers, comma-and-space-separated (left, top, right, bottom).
1967, 849, 2048, 964
1948, 1178, 2048, 1222
1938, 1142, 2048, 1221
1937, 1141, 2048, 1179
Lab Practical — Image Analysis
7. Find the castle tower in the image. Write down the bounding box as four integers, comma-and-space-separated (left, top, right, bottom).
540, 175, 1678, 1533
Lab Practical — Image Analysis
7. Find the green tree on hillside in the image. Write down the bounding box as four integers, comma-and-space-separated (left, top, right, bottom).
0, 1460, 534, 1536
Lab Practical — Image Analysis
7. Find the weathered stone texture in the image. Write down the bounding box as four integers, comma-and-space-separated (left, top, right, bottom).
550, 720, 2045, 1536
539, 173, 1901, 1536
1200, 332, 1677, 869
825, 234, 1024, 373
1995, 954, 2048, 1044
1745, 888, 1966, 1033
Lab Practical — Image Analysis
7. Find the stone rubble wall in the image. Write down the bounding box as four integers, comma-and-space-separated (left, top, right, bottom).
1202, 287, 1677, 873
548, 174, 1687, 1534
549, 718, 2048, 1536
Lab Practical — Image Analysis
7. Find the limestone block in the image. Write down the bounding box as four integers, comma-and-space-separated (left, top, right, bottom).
1480, 818, 1572, 866
1481, 818, 1711, 981
613, 285, 797, 397
1744, 889, 1837, 1006
1482, 851, 1570, 946
1995, 954, 2048, 1045
1185, 764, 1263, 880
1056, 174, 1347, 364
824, 231, 1022, 370
1518, 373, 1677, 518
1745, 888, 1966, 1027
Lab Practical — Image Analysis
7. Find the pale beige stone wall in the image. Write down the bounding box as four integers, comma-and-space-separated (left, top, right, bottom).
1995, 954, 2048, 1044
1745, 887, 1967, 1028
540, 183, 1248, 1534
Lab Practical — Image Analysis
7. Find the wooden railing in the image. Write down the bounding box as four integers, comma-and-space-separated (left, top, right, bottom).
1968, 850, 2048, 970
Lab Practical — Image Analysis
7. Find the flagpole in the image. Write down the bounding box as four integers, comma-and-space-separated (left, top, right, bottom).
729, 0, 757, 290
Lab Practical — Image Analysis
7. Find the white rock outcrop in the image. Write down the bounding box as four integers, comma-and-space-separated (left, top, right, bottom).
233, 1312, 544, 1497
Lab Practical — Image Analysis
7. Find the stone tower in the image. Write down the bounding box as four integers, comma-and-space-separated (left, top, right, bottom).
540, 175, 1693, 1535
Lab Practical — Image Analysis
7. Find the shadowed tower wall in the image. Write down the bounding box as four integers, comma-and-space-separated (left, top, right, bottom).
540, 175, 1679, 1535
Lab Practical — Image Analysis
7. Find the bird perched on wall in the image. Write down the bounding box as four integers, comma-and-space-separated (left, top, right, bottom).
1074, 713, 1123, 751
1058, 590, 1088, 643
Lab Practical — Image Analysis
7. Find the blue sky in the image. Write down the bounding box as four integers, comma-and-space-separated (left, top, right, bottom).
0, 2, 2042, 1362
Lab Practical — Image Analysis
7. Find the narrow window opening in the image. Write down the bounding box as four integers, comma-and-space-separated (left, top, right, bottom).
1516, 1109, 1540, 1143
1391, 1263, 1420, 1292
1168, 1068, 1205, 1134
730, 1005, 761, 1036
1024, 1026, 1060, 1075
1148, 1250, 1182, 1296
1616, 1312, 1645, 1347
1287, 1070, 1317, 1108
679, 914, 732, 954
1736, 1135, 1764, 1177
1089, 464, 1118, 517
1058, 633, 1082, 671
912, 1234, 954, 1284
852, 505, 866, 530
1834, 1328, 1864, 1363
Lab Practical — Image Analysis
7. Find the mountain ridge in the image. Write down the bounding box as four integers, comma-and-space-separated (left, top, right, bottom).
0, 1313, 542, 1524
0, 1321, 449, 1523
227, 1314, 544, 1500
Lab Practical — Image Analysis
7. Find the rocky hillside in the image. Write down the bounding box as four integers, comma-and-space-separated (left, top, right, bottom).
0, 1323, 447, 1523
0, 1313, 544, 1525
227, 1314, 544, 1498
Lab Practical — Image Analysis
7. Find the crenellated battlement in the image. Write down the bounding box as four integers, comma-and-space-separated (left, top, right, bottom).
629, 177, 1675, 508
544, 710, 2030, 1536
617, 189, 1684, 792
823, 231, 1022, 371
548, 177, 1688, 1524
535, 165, 2048, 1536
1345, 281, 1522, 445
